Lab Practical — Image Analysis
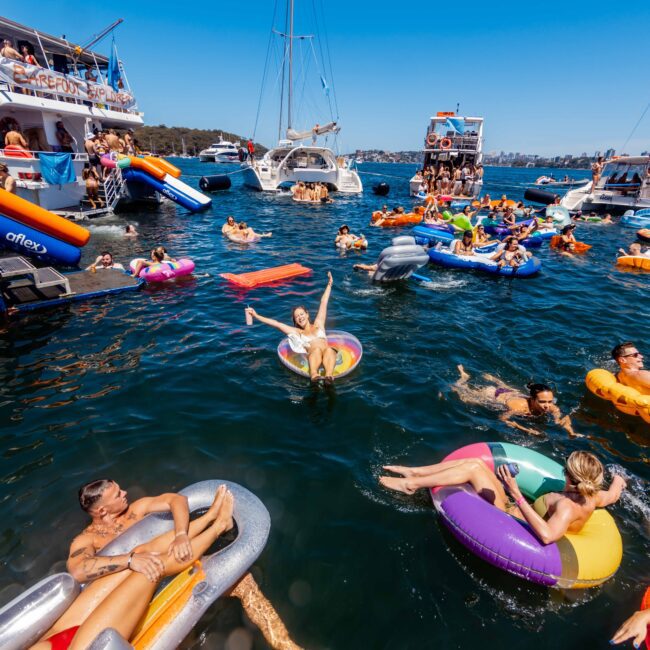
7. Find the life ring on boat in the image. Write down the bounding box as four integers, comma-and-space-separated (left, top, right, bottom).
439, 138, 452, 150
426, 133, 438, 147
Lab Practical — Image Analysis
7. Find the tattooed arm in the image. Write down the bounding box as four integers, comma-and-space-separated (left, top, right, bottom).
67, 533, 163, 583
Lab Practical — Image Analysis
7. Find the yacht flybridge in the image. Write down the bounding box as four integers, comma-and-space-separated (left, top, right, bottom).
561, 156, 650, 213
409, 113, 484, 197
0, 17, 153, 216
242, 0, 362, 193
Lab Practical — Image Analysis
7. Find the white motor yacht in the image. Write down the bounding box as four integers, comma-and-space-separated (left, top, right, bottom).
242, 0, 362, 193
561, 156, 650, 213
0, 17, 158, 217
199, 137, 240, 163
409, 113, 484, 198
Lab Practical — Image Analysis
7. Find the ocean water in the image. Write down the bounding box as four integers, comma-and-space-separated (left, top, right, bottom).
0, 161, 648, 649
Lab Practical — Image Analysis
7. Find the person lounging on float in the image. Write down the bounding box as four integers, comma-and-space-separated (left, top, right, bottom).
131, 247, 175, 277
453, 230, 475, 256
491, 237, 527, 268
612, 342, 650, 395
453, 364, 580, 436
245, 272, 338, 384
31, 480, 301, 650
221, 215, 237, 235
379, 451, 626, 546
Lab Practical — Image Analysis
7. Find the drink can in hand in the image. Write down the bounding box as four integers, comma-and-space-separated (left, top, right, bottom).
245, 307, 253, 326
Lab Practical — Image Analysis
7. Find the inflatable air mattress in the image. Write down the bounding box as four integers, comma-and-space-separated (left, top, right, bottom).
428, 247, 541, 277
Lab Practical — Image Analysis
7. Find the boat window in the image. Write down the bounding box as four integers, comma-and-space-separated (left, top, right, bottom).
602, 163, 646, 191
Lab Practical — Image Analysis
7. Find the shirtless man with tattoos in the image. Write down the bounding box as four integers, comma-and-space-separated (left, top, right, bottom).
38, 478, 301, 650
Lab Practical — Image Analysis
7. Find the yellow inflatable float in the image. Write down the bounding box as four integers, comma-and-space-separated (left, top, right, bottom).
586, 368, 650, 423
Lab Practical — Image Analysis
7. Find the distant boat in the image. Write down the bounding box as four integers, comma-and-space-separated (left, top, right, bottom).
562, 156, 650, 213
535, 175, 589, 188
241, 0, 362, 193
199, 137, 240, 163
409, 112, 484, 198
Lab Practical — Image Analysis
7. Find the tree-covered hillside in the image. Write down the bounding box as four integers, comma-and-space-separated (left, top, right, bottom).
133, 125, 267, 156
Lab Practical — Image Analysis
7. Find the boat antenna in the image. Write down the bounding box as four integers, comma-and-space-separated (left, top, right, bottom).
73, 19, 123, 61
456, 102, 460, 114
619, 99, 650, 155
288, 0, 295, 131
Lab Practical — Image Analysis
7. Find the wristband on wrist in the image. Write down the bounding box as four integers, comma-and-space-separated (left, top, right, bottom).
175, 531, 188, 538
127, 551, 134, 569
515, 496, 526, 507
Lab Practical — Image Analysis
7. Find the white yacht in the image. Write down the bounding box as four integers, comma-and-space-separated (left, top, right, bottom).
561, 156, 650, 213
409, 113, 484, 197
242, 0, 362, 193
199, 136, 240, 163
0, 17, 159, 216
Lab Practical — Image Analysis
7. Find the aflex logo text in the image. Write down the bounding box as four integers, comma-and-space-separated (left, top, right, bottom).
5, 232, 47, 254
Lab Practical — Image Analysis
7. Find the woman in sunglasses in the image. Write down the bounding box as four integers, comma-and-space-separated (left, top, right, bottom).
452, 365, 580, 436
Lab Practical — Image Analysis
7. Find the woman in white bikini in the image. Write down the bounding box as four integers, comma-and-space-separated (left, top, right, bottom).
245, 272, 338, 384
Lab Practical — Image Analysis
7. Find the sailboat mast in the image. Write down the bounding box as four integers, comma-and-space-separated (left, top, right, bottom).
287, 0, 294, 131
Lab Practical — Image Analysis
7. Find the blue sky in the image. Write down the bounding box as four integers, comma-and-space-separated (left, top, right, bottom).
7, 1, 650, 155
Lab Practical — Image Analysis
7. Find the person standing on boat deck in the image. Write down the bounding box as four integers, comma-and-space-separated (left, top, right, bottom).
5, 127, 29, 150
124, 130, 135, 155
105, 129, 121, 153
312, 123, 320, 144
82, 165, 104, 209
21, 45, 39, 66
591, 156, 604, 189
55, 121, 74, 153
31, 480, 302, 650
0, 164, 17, 194
1, 38, 22, 60
85, 67, 98, 82
247, 138, 255, 162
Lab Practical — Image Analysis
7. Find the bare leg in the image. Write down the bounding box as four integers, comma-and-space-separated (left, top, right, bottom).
379, 458, 507, 509
307, 348, 323, 381
69, 492, 234, 650
322, 347, 337, 379
229, 573, 303, 650
383, 457, 473, 478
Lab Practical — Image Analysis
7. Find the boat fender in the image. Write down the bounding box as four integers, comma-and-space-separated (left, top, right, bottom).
372, 182, 390, 196
199, 175, 232, 192
523, 187, 559, 205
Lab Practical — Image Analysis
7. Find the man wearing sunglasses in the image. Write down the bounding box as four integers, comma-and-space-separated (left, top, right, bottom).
611, 342, 650, 394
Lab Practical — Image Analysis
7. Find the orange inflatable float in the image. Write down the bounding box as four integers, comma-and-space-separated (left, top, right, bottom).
144, 156, 182, 179
128, 157, 166, 180
550, 235, 591, 253
0, 187, 90, 247
617, 255, 650, 271
371, 210, 423, 227
221, 263, 312, 288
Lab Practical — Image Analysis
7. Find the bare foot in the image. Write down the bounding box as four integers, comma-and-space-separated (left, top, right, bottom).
382, 465, 417, 478
457, 364, 470, 383
206, 484, 227, 520
379, 476, 417, 495
214, 489, 235, 532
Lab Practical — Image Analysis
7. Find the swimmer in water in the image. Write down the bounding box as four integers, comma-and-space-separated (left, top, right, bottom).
611, 341, 650, 395
379, 451, 626, 546
124, 224, 138, 237
453, 364, 580, 436
245, 272, 338, 384
221, 215, 238, 235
